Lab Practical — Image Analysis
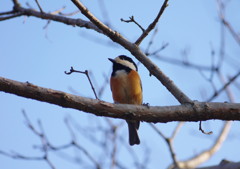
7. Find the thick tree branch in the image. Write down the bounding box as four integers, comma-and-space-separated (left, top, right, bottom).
70, 0, 191, 104
197, 160, 240, 169
9, 2, 103, 34
0, 12, 22, 21
1, 77, 240, 122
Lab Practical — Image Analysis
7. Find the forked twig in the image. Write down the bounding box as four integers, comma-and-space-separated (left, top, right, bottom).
121, 16, 145, 32
65, 66, 99, 99
135, 0, 169, 45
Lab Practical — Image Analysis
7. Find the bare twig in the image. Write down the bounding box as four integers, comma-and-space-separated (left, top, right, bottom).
107, 120, 118, 169
43, 20, 51, 29
98, 72, 110, 98
0, 150, 43, 160
65, 67, 99, 99
151, 54, 216, 71
150, 123, 179, 167
65, 115, 108, 146
59, 10, 80, 16
135, 0, 169, 45
74, 142, 102, 169
121, 16, 145, 32
50, 6, 66, 15
170, 122, 184, 140
147, 42, 169, 56
217, 72, 235, 103
0, 110, 57, 169
12, 0, 21, 7
222, 19, 240, 45
199, 121, 213, 135
145, 28, 159, 55
43, 20, 51, 39
216, 0, 240, 45
207, 70, 240, 102
198, 44, 217, 84
35, 0, 44, 13
117, 134, 143, 168
64, 118, 102, 169
22, 110, 44, 139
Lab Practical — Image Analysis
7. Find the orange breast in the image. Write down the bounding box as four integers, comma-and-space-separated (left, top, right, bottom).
110, 70, 142, 105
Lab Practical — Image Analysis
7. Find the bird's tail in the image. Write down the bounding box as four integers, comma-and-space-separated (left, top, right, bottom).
127, 120, 140, 146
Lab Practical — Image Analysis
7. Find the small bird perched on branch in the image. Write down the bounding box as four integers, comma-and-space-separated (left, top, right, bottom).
109, 55, 143, 146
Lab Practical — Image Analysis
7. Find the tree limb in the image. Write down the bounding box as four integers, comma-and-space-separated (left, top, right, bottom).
1, 77, 240, 122
10, 3, 103, 34
197, 160, 240, 169
70, 0, 191, 104
0, 11, 22, 21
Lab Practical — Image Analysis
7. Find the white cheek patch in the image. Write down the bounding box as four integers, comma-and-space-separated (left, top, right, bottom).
122, 60, 136, 71
115, 58, 137, 71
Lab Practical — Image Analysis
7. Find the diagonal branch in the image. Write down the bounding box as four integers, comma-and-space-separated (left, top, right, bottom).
216, 0, 240, 46
1, 77, 240, 123
70, 0, 191, 104
207, 70, 240, 102
70, 0, 117, 37
135, 0, 169, 45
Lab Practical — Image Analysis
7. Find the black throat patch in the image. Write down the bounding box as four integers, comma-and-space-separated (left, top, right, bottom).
111, 62, 131, 77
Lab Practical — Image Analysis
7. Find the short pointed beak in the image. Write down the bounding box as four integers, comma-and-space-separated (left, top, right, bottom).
108, 58, 115, 63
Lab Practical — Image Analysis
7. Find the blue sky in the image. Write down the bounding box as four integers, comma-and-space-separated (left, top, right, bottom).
1, 0, 240, 168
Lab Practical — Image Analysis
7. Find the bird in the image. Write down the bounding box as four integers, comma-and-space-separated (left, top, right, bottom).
108, 55, 142, 146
